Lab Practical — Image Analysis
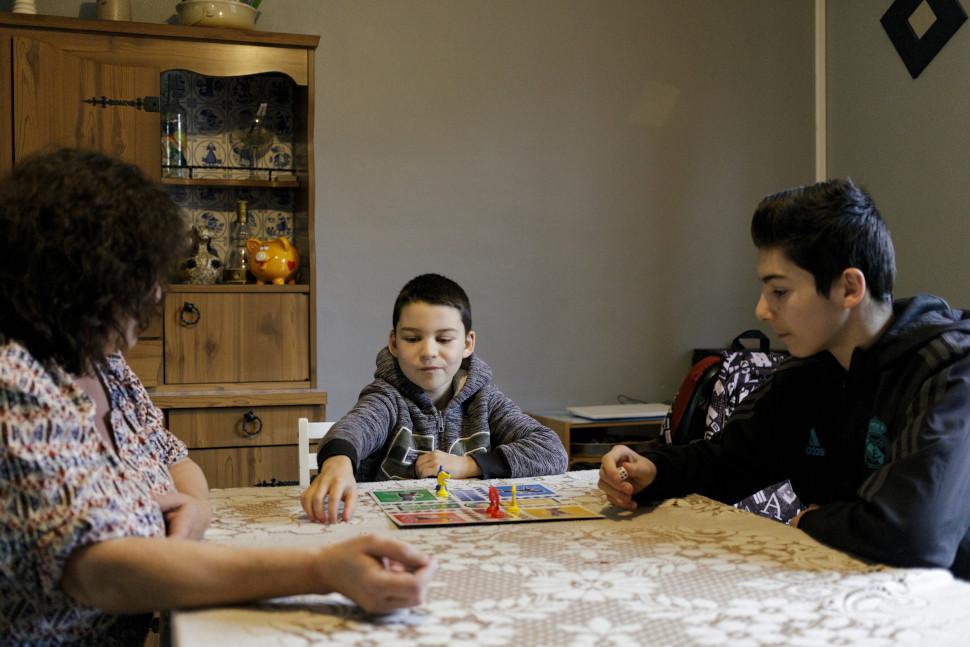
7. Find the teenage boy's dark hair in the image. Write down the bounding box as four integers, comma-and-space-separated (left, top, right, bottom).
751, 178, 895, 303
0, 148, 187, 375
392, 274, 473, 333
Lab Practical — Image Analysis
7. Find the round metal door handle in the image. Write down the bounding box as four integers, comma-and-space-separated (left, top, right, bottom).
241, 410, 263, 437
178, 302, 201, 327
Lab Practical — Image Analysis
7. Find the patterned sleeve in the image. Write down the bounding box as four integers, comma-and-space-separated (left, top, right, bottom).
0, 390, 166, 597
486, 388, 568, 477
111, 354, 188, 466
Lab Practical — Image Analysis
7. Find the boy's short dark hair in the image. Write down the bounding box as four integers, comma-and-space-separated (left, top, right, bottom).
751, 178, 895, 303
0, 148, 187, 375
392, 274, 473, 333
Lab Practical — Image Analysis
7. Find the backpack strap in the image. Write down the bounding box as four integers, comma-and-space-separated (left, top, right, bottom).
730, 329, 771, 352
667, 354, 723, 445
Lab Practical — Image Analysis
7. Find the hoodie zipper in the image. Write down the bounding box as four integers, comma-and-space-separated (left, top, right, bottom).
434, 409, 445, 449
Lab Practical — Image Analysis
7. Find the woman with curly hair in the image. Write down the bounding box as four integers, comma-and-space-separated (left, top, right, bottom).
0, 149, 435, 645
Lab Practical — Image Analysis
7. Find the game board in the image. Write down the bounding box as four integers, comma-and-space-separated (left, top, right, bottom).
370, 483, 604, 527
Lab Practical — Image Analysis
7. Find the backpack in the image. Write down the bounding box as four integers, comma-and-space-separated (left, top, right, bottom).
661, 329, 801, 523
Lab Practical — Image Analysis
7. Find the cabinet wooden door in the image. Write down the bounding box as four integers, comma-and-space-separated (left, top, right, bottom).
10, 31, 160, 177
187, 446, 299, 489
164, 292, 310, 384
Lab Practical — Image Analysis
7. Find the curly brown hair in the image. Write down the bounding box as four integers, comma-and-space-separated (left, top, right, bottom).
0, 148, 187, 375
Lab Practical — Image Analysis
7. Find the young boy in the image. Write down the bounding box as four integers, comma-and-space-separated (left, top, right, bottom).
599, 178, 970, 579
302, 273, 568, 523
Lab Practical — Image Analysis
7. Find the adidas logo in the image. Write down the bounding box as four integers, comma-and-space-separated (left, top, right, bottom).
805, 428, 826, 457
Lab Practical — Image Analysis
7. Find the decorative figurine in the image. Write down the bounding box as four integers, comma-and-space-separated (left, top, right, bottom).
246, 236, 299, 285
179, 226, 222, 285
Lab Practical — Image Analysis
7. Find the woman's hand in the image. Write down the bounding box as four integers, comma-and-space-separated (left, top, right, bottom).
155, 490, 211, 540
301, 456, 358, 524
165, 458, 212, 539
598, 445, 657, 511
414, 450, 480, 479
316, 535, 437, 614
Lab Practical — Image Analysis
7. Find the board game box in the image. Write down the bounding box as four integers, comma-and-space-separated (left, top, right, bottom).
369, 483, 604, 528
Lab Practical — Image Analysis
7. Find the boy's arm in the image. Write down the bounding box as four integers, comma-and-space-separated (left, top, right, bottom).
633, 376, 791, 506
316, 390, 397, 474
797, 364, 970, 570
481, 390, 568, 478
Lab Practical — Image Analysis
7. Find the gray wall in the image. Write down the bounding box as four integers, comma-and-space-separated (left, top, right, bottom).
827, 1, 970, 305
16, 1, 815, 416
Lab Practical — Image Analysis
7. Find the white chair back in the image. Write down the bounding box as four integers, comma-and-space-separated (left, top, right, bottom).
298, 417, 335, 488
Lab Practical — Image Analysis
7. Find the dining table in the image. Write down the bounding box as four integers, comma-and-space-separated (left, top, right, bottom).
172, 469, 970, 646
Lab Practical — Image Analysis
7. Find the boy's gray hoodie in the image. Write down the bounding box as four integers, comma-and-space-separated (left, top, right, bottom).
317, 348, 567, 481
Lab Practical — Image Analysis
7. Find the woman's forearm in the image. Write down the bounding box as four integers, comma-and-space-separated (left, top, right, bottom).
62, 537, 321, 613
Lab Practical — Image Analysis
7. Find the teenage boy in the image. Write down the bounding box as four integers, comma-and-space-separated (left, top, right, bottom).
302, 273, 567, 524
599, 178, 970, 579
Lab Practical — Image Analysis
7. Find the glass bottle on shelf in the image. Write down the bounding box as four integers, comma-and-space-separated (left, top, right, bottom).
238, 102, 271, 179
223, 199, 251, 284
160, 83, 189, 178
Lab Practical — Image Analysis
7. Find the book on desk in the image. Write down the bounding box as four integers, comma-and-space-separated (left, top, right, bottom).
566, 402, 670, 421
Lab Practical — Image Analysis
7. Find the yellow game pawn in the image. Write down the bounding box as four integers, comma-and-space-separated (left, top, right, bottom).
507, 484, 521, 515
435, 465, 451, 498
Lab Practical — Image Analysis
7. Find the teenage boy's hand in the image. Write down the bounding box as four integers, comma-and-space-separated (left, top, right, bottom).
414, 451, 480, 479
789, 503, 820, 528
301, 456, 357, 524
598, 445, 657, 511
317, 535, 438, 614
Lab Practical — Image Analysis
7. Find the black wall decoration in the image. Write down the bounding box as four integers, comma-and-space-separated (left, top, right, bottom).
881, 0, 967, 78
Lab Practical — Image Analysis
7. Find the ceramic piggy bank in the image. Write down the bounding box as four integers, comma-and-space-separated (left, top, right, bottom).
245, 236, 299, 285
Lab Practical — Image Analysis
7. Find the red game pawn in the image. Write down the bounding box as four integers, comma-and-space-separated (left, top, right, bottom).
486, 485, 505, 518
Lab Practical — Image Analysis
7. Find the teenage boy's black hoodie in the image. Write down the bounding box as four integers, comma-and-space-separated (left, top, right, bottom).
636, 294, 970, 579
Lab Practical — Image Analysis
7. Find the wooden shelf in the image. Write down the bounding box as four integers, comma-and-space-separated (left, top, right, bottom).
160, 176, 302, 189
167, 284, 310, 293
149, 389, 326, 409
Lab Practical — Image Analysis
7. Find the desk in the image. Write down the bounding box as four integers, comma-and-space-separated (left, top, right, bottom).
529, 410, 663, 469
174, 471, 970, 646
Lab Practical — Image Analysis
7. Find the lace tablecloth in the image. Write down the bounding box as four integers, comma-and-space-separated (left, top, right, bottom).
173, 470, 970, 646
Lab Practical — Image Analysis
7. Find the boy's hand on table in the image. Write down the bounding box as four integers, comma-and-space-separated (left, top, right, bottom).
414, 451, 480, 479
789, 503, 820, 528
598, 445, 657, 511
317, 534, 437, 614
301, 456, 357, 524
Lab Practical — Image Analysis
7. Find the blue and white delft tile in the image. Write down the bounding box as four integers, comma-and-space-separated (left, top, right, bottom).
195, 209, 228, 239
265, 74, 293, 104
267, 143, 292, 170
193, 75, 226, 101
258, 210, 293, 239
230, 75, 263, 105
193, 105, 226, 136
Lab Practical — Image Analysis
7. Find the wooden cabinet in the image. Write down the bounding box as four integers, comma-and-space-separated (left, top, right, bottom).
155, 391, 326, 488
0, 14, 323, 487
